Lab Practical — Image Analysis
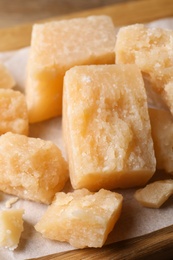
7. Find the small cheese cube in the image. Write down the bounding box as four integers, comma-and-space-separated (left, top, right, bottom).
0, 209, 24, 250
63, 64, 156, 190
115, 24, 173, 115
35, 189, 123, 248
0, 132, 68, 204
26, 15, 116, 123
149, 108, 173, 174
0, 89, 28, 135
0, 63, 15, 89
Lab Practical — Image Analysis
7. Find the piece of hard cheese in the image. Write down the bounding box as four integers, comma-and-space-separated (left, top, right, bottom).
134, 180, 173, 208
0, 209, 24, 250
0, 63, 15, 89
63, 64, 156, 190
35, 189, 123, 248
0, 132, 68, 204
115, 24, 173, 115
149, 108, 173, 174
26, 15, 116, 123
0, 89, 28, 135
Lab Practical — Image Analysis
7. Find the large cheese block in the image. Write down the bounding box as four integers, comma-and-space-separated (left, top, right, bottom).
26, 15, 116, 123
149, 108, 173, 174
63, 64, 156, 191
0, 132, 68, 204
35, 189, 123, 248
115, 24, 173, 115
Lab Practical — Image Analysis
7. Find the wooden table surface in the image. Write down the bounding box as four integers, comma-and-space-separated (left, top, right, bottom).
0, 0, 131, 28
0, 0, 173, 259
1, 0, 173, 51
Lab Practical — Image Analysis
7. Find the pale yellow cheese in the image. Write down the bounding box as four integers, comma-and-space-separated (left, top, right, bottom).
35, 189, 123, 248
149, 108, 173, 174
63, 64, 156, 191
0, 209, 24, 250
115, 24, 173, 115
0, 89, 28, 135
0, 132, 68, 204
0, 63, 15, 89
26, 15, 116, 123
157, 67, 173, 116
134, 180, 173, 208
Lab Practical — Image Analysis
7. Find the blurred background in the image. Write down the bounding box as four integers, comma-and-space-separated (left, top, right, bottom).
0, 0, 172, 51
0, 0, 130, 28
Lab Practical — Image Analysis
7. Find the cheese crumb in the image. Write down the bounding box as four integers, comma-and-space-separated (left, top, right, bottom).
5, 197, 19, 209
0, 209, 24, 250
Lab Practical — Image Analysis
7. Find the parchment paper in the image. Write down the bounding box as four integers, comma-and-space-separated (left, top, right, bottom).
0, 18, 173, 260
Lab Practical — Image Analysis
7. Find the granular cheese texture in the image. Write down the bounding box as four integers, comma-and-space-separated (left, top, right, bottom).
26, 15, 116, 123
35, 189, 123, 248
149, 108, 173, 174
115, 24, 173, 115
0, 89, 29, 135
63, 64, 156, 191
0, 209, 24, 250
134, 180, 173, 208
0, 63, 15, 89
0, 132, 68, 204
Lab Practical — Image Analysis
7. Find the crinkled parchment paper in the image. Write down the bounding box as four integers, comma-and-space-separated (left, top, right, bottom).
0, 18, 173, 260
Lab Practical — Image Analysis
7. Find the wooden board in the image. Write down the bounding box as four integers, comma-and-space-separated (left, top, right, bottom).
0, 0, 173, 51
0, 0, 173, 259
31, 224, 173, 260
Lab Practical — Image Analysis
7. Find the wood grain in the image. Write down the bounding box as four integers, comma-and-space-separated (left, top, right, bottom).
0, 0, 173, 51
0, 0, 130, 28
31, 224, 173, 260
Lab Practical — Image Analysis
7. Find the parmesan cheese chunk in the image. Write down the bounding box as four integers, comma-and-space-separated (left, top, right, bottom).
0, 132, 68, 204
115, 24, 173, 115
0, 63, 15, 89
63, 64, 156, 191
35, 189, 123, 248
134, 180, 173, 208
0, 89, 28, 135
149, 108, 173, 174
26, 15, 116, 123
0, 209, 24, 250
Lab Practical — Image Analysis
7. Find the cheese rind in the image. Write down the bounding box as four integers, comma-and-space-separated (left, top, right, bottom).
0, 132, 68, 204
115, 24, 173, 115
63, 64, 156, 190
0, 209, 24, 250
26, 15, 116, 123
35, 189, 123, 248
0, 89, 28, 135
